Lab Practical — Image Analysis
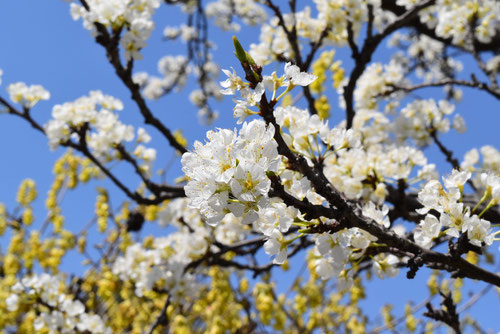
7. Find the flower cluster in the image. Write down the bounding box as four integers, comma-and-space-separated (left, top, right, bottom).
314, 217, 400, 288
182, 119, 279, 225
136, 55, 222, 124
272, 102, 435, 205
461, 145, 500, 188
353, 60, 407, 112
329, 143, 434, 203
44, 91, 134, 157
248, 0, 395, 65
159, 198, 249, 246
274, 105, 360, 157
163, 24, 197, 42
7, 273, 110, 333
416, 170, 495, 248
70, 0, 160, 60
7, 82, 50, 109
112, 237, 201, 301
134, 55, 191, 100
181, 62, 413, 274
221, 62, 316, 124
417, 0, 500, 45
313, 200, 404, 287
393, 99, 465, 146
206, 0, 267, 31
391, 34, 464, 85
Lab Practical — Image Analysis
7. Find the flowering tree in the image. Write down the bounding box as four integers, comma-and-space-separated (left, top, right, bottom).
1, 0, 500, 332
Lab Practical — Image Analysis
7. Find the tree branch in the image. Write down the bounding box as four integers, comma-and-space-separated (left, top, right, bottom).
88, 18, 187, 154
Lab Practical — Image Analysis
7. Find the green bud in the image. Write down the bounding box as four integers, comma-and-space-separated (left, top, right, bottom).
233, 36, 247, 64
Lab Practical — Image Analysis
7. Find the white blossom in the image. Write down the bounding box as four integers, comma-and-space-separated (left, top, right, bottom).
7, 82, 50, 109
284, 62, 317, 87
263, 229, 288, 264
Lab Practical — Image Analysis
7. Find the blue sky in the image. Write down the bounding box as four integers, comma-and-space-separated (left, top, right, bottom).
0, 0, 499, 332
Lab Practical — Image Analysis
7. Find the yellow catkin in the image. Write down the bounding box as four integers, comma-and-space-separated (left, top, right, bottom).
3, 253, 20, 276
16, 179, 37, 206
173, 130, 188, 149
331, 60, 345, 89
78, 233, 87, 254
47, 247, 65, 273
22, 231, 41, 270
143, 235, 154, 249
347, 316, 365, 334
381, 304, 394, 330
427, 271, 439, 296
424, 322, 434, 334
311, 50, 335, 94
239, 277, 249, 294
95, 188, 110, 233
0, 203, 6, 236
119, 230, 133, 252
405, 303, 417, 332
314, 95, 331, 120
453, 278, 463, 303
79, 166, 93, 183
144, 205, 158, 222
350, 278, 365, 304
466, 251, 478, 265
59, 230, 76, 250
8, 231, 25, 255
440, 279, 450, 295
294, 294, 307, 315
21, 207, 34, 226
52, 210, 65, 233
115, 202, 130, 227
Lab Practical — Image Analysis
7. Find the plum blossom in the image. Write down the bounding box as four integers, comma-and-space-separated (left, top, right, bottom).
284, 62, 317, 87
220, 67, 245, 95
70, 0, 160, 61
7, 82, 50, 109
463, 215, 494, 247
373, 254, 400, 279
263, 229, 288, 264
182, 119, 279, 225
414, 214, 441, 248
7, 273, 110, 334
44, 91, 135, 157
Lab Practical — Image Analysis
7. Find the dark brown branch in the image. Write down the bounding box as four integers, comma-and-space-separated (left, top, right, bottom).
1, 96, 183, 205
382, 79, 500, 100
269, 175, 335, 221
265, 0, 303, 67
147, 295, 170, 334
430, 132, 461, 170
0, 97, 45, 134
90, 21, 187, 154
370, 295, 435, 333
430, 132, 477, 192
115, 144, 185, 199
424, 292, 461, 334
346, 20, 360, 60
186, 235, 312, 278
